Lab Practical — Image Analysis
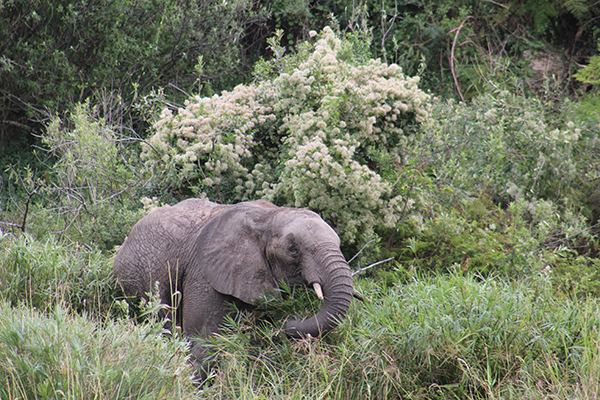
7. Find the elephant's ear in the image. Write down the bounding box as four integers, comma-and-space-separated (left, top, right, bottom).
195, 203, 278, 305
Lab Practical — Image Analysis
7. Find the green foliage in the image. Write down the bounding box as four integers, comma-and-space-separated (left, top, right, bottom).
143, 27, 432, 247
1, 236, 599, 399
356, 0, 600, 98
571, 92, 600, 126
347, 273, 600, 398
0, 234, 198, 397
43, 102, 139, 203
416, 91, 600, 214
548, 252, 600, 297
251, 0, 600, 100
0, 135, 43, 208
261, 0, 350, 48
575, 42, 600, 85
367, 89, 600, 296
0, 302, 196, 399
0, 0, 263, 143
385, 194, 597, 283
34, 100, 149, 249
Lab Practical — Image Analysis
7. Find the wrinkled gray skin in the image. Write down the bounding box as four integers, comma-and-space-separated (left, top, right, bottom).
114, 199, 354, 370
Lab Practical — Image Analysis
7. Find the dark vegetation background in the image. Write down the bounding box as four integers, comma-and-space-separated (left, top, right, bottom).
1, 0, 600, 398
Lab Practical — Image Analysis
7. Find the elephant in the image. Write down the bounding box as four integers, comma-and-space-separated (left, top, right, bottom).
113, 198, 354, 374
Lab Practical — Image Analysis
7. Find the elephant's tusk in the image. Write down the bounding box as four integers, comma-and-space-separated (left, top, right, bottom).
313, 282, 324, 300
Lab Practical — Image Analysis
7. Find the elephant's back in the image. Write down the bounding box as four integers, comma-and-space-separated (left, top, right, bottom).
113, 198, 226, 296
169, 198, 226, 228
126, 198, 225, 244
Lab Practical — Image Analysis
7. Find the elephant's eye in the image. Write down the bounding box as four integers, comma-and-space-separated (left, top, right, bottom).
288, 244, 300, 256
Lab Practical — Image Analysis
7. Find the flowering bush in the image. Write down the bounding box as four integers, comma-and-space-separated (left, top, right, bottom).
414, 92, 599, 209
142, 27, 431, 245
145, 83, 277, 202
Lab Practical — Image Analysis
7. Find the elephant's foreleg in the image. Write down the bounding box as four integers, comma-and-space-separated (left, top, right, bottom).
181, 274, 229, 379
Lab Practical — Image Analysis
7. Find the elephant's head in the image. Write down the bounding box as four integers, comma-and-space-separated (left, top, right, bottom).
194, 200, 354, 338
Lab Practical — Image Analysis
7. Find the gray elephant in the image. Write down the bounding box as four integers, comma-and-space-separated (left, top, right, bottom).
113, 198, 354, 372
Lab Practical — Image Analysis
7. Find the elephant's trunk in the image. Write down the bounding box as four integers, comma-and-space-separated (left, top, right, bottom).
284, 249, 353, 338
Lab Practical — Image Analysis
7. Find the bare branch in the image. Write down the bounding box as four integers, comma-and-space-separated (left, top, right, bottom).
352, 257, 395, 276
348, 238, 376, 264
448, 16, 474, 102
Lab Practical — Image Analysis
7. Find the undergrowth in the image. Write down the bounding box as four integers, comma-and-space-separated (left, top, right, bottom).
201, 272, 600, 399
0, 233, 599, 398
0, 232, 120, 315
0, 303, 196, 399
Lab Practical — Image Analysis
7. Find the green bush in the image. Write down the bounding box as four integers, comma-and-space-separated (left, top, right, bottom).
416, 92, 599, 207
0, 0, 263, 143
384, 195, 597, 279
0, 302, 197, 399
28, 100, 150, 249
375, 89, 600, 288
547, 252, 600, 297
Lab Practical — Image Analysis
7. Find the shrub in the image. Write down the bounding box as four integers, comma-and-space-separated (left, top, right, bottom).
0, 302, 197, 399
385, 195, 596, 278
33, 100, 149, 249
143, 27, 432, 247
378, 90, 600, 284
0, 0, 263, 144
415, 92, 599, 207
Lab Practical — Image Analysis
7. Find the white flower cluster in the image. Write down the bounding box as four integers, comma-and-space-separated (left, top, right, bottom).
142, 83, 277, 199
272, 134, 405, 243
268, 27, 430, 243
143, 27, 431, 245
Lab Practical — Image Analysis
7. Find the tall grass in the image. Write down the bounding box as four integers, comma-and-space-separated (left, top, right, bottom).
1, 233, 598, 398
203, 272, 600, 399
0, 302, 197, 399
0, 233, 198, 398
0, 232, 120, 315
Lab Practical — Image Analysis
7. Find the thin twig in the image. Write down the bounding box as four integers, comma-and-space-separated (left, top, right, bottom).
449, 16, 474, 102
352, 257, 394, 276
482, 0, 509, 9
1, 120, 33, 132
348, 238, 376, 264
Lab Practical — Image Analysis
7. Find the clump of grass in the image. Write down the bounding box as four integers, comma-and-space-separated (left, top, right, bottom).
344, 272, 600, 398
0, 301, 197, 399
201, 271, 600, 399
0, 233, 120, 316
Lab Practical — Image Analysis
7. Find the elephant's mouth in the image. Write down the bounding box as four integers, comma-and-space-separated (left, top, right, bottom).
312, 280, 362, 302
